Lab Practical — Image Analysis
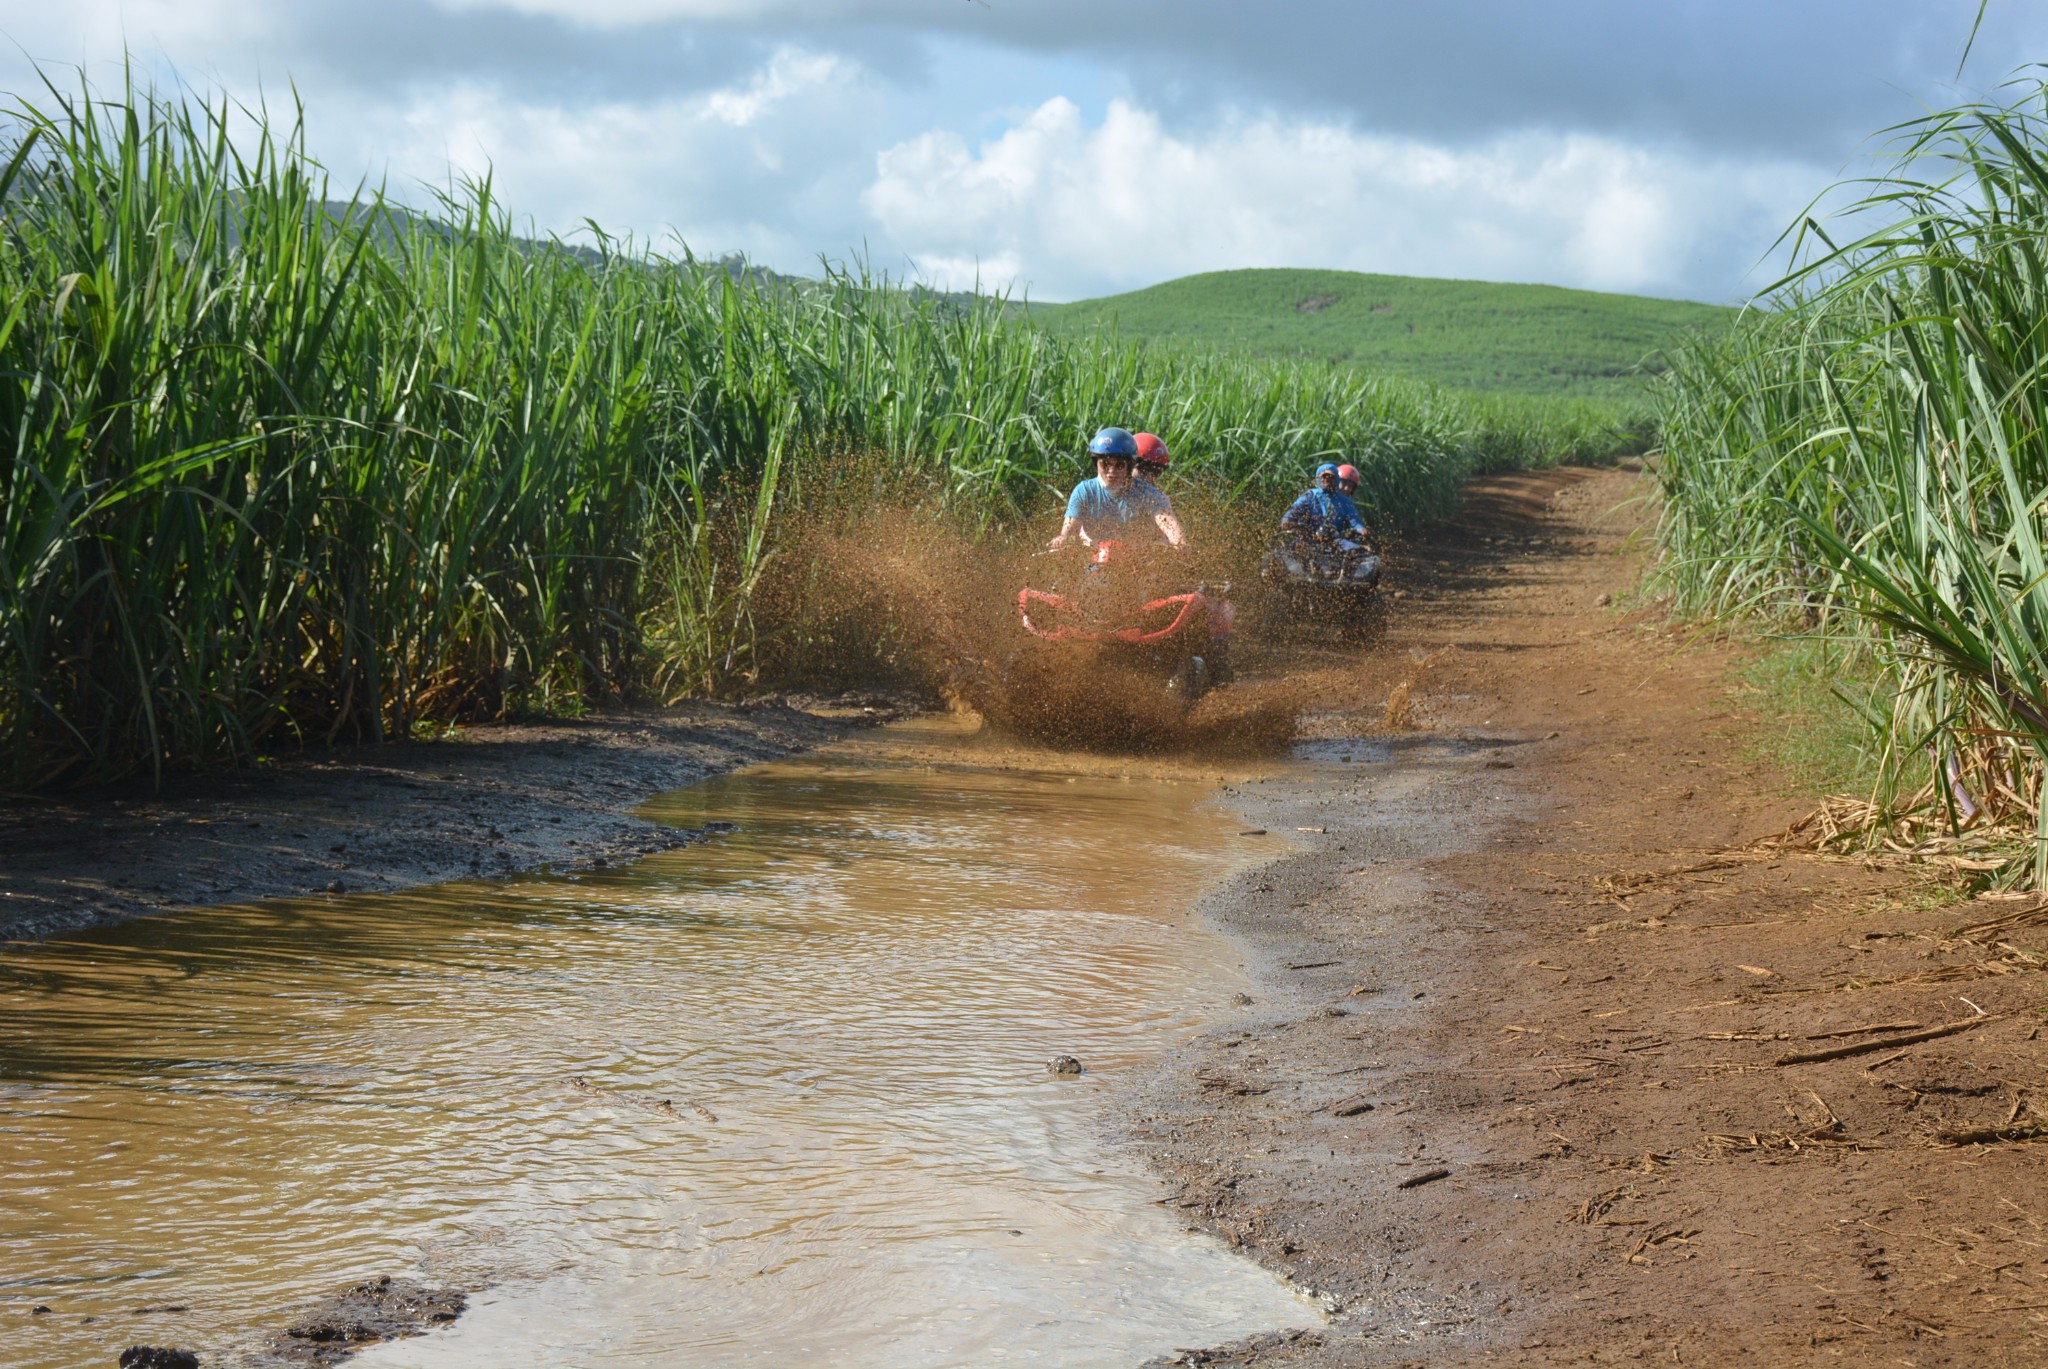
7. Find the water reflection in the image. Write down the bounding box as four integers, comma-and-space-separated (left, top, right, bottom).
2, 715, 1315, 1367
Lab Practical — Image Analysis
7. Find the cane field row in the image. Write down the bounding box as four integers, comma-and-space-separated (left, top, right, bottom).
0, 79, 1636, 789
1651, 78, 2048, 883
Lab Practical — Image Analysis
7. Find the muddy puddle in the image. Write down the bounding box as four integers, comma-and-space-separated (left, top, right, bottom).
2, 713, 1320, 1367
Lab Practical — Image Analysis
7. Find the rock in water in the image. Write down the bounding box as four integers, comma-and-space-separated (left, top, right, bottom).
1046, 1055, 1084, 1076
120, 1350, 200, 1369
267, 1275, 466, 1363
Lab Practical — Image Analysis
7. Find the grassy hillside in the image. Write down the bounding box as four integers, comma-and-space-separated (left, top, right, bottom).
1028, 268, 1738, 397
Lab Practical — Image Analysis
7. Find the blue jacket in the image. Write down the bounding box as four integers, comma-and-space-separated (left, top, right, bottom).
1281, 488, 1366, 539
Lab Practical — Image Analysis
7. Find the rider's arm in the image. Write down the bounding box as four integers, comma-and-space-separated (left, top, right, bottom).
1335, 493, 1369, 540
1136, 485, 1186, 548
1051, 483, 1094, 549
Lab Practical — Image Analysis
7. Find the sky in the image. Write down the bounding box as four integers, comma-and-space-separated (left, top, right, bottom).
6, 1, 2045, 304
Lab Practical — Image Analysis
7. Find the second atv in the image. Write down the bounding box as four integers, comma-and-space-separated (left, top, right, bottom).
1260, 535, 1382, 633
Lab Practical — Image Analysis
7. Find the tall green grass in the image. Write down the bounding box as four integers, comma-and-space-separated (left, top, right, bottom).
1, 75, 1624, 788
1654, 78, 2048, 881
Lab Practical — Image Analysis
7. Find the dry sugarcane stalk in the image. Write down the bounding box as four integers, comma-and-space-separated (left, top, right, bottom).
1950, 900, 2048, 944
1774, 1015, 1993, 1066
1806, 1020, 1923, 1039
1932, 1123, 2048, 1147
1396, 1167, 1451, 1190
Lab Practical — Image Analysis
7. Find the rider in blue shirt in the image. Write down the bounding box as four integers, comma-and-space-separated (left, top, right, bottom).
1281, 463, 1369, 543
1050, 428, 1187, 549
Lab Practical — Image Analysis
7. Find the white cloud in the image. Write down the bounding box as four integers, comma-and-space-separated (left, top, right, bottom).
2, 6, 1863, 302
865, 98, 1823, 301
0, 13, 880, 266
289, 44, 875, 260
702, 48, 846, 128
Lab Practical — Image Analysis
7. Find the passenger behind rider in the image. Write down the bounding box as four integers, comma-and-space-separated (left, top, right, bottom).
1280, 462, 1371, 548
1333, 464, 1374, 549
1133, 431, 1170, 491
1048, 426, 1187, 550
1132, 431, 1189, 546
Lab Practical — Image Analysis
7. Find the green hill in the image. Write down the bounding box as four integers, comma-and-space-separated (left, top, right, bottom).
1026, 268, 1738, 397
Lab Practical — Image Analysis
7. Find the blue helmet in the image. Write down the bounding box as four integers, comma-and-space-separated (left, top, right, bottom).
1088, 427, 1138, 460
1314, 462, 1341, 481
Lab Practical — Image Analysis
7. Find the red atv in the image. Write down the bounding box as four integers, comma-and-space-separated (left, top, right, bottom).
1014, 541, 1234, 705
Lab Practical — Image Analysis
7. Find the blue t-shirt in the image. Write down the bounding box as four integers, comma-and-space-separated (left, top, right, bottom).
1065, 477, 1173, 543
1281, 488, 1364, 538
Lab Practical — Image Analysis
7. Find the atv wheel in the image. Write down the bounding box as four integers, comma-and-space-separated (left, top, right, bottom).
1166, 654, 1209, 708
1206, 639, 1235, 688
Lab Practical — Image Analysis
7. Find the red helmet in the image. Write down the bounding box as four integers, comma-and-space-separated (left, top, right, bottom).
1335, 463, 1361, 485
1133, 432, 1170, 471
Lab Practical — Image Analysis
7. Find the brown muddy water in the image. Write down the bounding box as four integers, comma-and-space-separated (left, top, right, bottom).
2, 714, 1321, 1367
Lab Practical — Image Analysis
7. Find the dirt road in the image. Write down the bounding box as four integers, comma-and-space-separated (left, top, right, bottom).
1134, 467, 2048, 1367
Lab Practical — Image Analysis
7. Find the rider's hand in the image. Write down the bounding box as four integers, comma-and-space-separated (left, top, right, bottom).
1047, 535, 1068, 550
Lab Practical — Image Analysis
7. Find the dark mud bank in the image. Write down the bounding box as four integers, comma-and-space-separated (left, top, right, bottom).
255, 1276, 467, 1366
118, 1276, 469, 1369
0, 694, 917, 945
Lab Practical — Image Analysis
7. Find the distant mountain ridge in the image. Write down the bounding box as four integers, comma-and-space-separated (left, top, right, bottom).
1024, 267, 1739, 397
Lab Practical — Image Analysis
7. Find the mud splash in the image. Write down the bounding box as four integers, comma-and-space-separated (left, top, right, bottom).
775, 505, 1305, 755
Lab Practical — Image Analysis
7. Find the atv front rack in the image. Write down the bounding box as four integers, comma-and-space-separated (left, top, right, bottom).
1017, 588, 1209, 645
